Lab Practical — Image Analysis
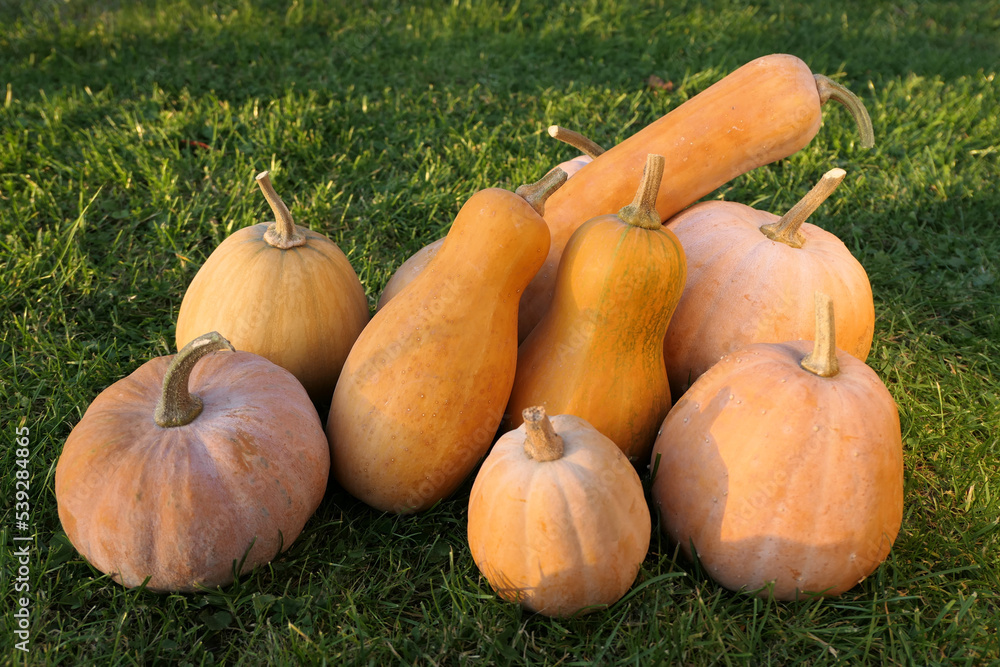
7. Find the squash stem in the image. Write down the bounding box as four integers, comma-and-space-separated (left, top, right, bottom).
256, 171, 307, 249
522, 406, 564, 462
814, 75, 875, 149
618, 154, 665, 230
515, 168, 568, 216
800, 292, 840, 378
155, 332, 235, 427
760, 168, 846, 248
547, 125, 606, 159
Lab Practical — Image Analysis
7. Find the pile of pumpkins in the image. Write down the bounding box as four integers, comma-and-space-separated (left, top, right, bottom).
55, 54, 904, 615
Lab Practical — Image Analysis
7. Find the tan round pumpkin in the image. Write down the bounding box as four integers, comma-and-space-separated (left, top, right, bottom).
650, 294, 903, 600
55, 332, 330, 593
175, 171, 369, 406
468, 407, 651, 617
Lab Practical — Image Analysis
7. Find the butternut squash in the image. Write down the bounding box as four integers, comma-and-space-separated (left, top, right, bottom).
505, 154, 686, 464
519, 54, 874, 341
326, 170, 564, 513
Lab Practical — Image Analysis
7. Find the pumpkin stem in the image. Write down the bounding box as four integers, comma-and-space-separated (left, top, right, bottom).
800, 292, 840, 378
515, 167, 568, 216
617, 154, 665, 230
814, 74, 875, 150
546, 125, 606, 159
522, 406, 564, 462
155, 332, 235, 427
256, 171, 307, 249
759, 168, 846, 248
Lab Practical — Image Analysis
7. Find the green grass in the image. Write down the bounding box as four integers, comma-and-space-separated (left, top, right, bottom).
2, 0, 999, 664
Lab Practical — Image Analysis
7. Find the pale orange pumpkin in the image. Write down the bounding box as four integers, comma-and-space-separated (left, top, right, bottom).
176, 171, 369, 406
327, 170, 564, 514
650, 294, 903, 600
55, 332, 330, 593
468, 407, 651, 617
663, 168, 874, 397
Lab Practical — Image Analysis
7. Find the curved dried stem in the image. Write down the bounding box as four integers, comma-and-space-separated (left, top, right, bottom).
760, 168, 846, 248
155, 332, 235, 427
547, 125, 606, 159
256, 171, 307, 249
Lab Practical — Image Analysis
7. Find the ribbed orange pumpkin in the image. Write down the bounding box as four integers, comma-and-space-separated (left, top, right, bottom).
468, 407, 651, 617
663, 168, 874, 397
176, 171, 369, 406
650, 294, 903, 600
505, 154, 685, 464
327, 171, 563, 513
55, 333, 330, 592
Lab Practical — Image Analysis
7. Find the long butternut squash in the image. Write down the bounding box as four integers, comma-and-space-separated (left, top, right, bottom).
326, 170, 564, 514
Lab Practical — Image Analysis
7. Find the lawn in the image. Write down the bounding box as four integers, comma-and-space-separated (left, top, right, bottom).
1, 0, 998, 664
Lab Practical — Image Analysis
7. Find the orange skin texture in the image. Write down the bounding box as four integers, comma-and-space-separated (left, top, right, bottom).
663, 201, 874, 397
468, 414, 651, 617
375, 155, 593, 315
175, 223, 370, 406
505, 214, 686, 464
649, 341, 903, 600
55, 351, 330, 593
519, 54, 824, 341
326, 188, 551, 513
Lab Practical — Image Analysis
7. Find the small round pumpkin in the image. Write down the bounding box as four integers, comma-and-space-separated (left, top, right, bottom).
468, 407, 651, 617
55, 332, 330, 593
650, 294, 903, 600
662, 168, 874, 397
175, 171, 369, 406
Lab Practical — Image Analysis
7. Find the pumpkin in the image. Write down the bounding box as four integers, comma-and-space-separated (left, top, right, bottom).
663, 167, 874, 397
326, 169, 564, 513
650, 293, 903, 600
516, 54, 874, 341
468, 406, 651, 617
55, 332, 330, 593
175, 171, 370, 406
375, 132, 600, 313
505, 154, 686, 464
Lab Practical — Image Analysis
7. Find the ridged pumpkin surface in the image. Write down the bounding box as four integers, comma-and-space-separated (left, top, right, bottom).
327, 186, 551, 513
55, 346, 329, 592
650, 340, 903, 600
468, 412, 650, 617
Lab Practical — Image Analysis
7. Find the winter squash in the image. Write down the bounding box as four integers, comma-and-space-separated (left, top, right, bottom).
505, 154, 685, 464
663, 168, 874, 397
55, 332, 330, 593
468, 407, 651, 617
375, 132, 600, 313
326, 170, 564, 514
650, 293, 903, 600
175, 171, 369, 406
516, 53, 874, 341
